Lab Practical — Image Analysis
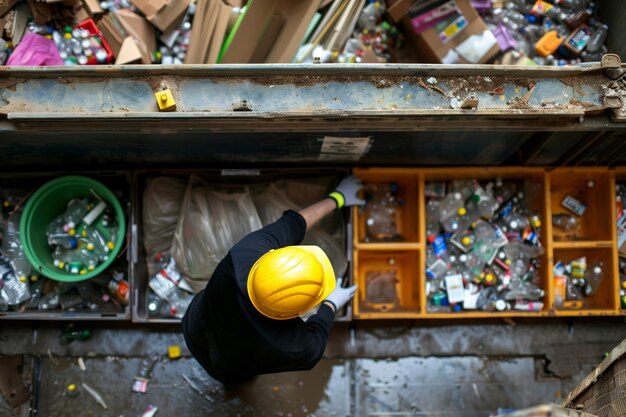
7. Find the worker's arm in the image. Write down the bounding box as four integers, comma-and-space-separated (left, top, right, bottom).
298, 198, 336, 232
298, 175, 366, 231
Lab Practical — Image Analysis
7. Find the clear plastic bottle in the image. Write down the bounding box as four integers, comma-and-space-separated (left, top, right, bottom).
441, 206, 473, 233
357, 2, 385, 32
438, 192, 464, 230
63, 198, 90, 229
584, 261, 603, 296
364, 183, 400, 241
552, 213, 579, 232
48, 233, 78, 250
467, 186, 498, 219
0, 255, 30, 306
2, 211, 32, 281
504, 212, 531, 234
586, 24, 608, 53
425, 199, 440, 240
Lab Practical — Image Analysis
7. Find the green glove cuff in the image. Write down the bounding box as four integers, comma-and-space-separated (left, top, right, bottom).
328, 191, 345, 209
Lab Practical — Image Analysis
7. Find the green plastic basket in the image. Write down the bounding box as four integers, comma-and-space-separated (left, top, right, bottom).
20, 176, 126, 282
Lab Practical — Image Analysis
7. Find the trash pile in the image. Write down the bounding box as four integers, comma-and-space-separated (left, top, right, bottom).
143, 175, 348, 319
0, 0, 612, 66
0, 186, 128, 314
424, 178, 545, 313
483, 0, 609, 65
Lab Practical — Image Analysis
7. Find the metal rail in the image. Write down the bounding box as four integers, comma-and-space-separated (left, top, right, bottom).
0, 56, 624, 132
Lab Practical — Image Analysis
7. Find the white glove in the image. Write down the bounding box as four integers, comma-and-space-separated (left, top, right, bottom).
324, 277, 357, 312
330, 175, 366, 208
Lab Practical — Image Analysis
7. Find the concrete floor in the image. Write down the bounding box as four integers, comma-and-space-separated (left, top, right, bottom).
1, 318, 625, 417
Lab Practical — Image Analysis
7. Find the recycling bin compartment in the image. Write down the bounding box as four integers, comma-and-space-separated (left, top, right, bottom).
131, 168, 352, 324
548, 168, 614, 243
422, 168, 550, 317
552, 247, 618, 313
0, 171, 131, 321
354, 250, 421, 319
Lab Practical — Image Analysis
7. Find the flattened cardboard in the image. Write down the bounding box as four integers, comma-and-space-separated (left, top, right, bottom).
207, 3, 233, 63
74, 5, 89, 22
115, 36, 142, 64
98, 13, 126, 56
130, 0, 190, 33
116, 9, 156, 64
220, 0, 280, 63
83, 0, 103, 16
249, 12, 285, 63
264, 0, 321, 63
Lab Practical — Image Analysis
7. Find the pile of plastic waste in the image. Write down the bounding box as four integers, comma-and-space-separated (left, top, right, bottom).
425, 178, 545, 312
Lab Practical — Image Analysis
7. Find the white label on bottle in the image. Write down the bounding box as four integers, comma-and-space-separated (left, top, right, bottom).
319, 136, 371, 161
463, 283, 479, 310
445, 274, 465, 304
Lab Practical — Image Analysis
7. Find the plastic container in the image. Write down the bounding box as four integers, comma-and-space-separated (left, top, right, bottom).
20, 176, 126, 283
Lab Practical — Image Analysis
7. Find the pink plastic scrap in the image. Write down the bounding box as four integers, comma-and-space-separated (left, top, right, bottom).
6, 32, 63, 66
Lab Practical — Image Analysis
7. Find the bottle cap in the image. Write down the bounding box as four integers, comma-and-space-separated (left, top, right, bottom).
453, 192, 462, 200
458, 207, 467, 216
462, 236, 471, 246
495, 300, 506, 311
87, 243, 94, 250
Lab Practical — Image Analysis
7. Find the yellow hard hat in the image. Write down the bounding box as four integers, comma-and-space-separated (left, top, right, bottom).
247, 246, 336, 320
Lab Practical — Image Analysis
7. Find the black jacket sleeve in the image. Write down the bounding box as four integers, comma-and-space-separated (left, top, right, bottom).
295, 303, 335, 369
230, 210, 307, 292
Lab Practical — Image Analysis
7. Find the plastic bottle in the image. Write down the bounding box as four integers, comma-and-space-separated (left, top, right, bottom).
584, 262, 603, 296
0, 255, 30, 306
425, 199, 440, 241
1, 211, 32, 281
552, 213, 579, 231
467, 186, 498, 219
38, 291, 61, 310
586, 24, 608, 53
441, 206, 473, 233
504, 212, 531, 234
364, 183, 400, 241
438, 192, 464, 224
357, 2, 384, 32
63, 198, 90, 230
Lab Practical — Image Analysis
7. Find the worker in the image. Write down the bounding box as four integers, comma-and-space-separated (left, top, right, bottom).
182, 176, 365, 387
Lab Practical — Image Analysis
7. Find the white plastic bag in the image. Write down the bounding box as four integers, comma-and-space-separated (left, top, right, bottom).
172, 176, 262, 292
142, 177, 186, 277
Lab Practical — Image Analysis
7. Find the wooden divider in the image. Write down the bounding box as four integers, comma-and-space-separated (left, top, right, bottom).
352, 167, 624, 319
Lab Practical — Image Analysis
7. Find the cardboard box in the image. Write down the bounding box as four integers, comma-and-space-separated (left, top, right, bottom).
99, 10, 155, 64
130, 0, 190, 33
400, 0, 500, 64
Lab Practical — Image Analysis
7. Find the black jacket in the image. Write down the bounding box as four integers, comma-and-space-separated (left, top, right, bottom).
182, 210, 335, 385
